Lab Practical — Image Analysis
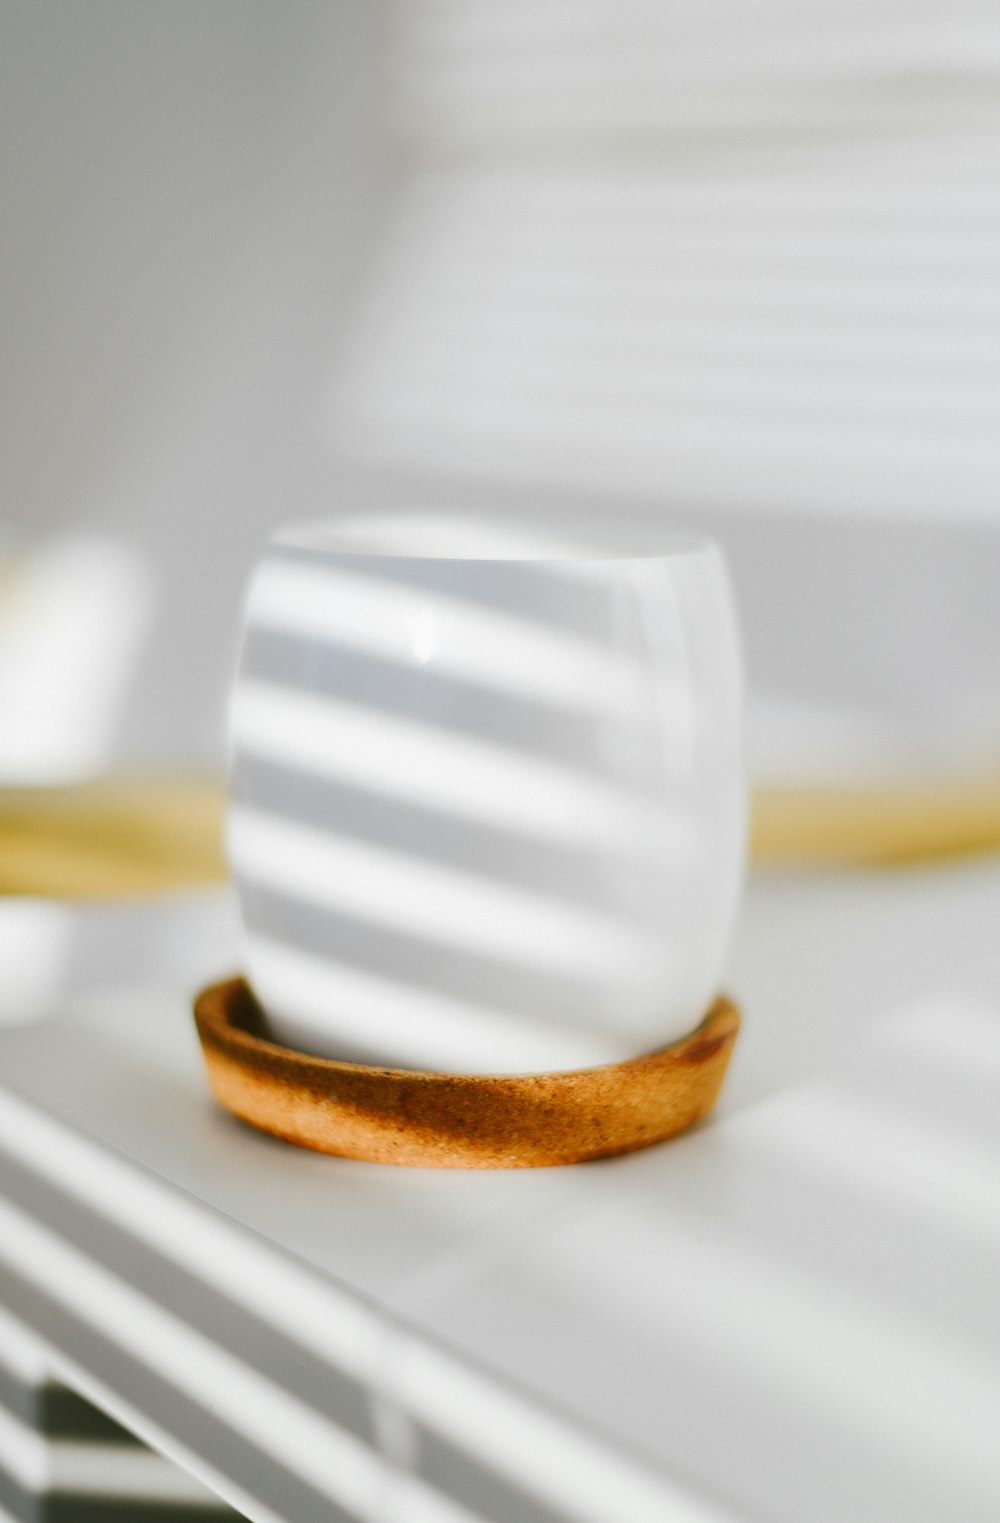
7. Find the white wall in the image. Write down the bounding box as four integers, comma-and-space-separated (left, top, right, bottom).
1, 1, 391, 764
2, 1, 997, 777
328, 0, 1000, 779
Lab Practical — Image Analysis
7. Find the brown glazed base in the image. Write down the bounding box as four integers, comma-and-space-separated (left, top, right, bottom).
193, 977, 741, 1169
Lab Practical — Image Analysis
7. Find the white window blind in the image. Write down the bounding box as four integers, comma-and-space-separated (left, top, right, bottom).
328, 0, 1000, 521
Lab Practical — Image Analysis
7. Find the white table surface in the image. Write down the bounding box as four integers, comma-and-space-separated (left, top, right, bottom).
0, 861, 999, 1523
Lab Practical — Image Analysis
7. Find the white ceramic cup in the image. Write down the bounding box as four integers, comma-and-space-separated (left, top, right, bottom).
227, 516, 745, 1075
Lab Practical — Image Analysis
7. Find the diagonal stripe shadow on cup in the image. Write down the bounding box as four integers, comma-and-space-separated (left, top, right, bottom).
228, 518, 745, 1076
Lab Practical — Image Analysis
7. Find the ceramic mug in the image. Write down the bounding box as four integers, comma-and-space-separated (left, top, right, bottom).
227, 516, 745, 1074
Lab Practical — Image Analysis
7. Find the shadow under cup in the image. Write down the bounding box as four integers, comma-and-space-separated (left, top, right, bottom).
226, 518, 746, 1076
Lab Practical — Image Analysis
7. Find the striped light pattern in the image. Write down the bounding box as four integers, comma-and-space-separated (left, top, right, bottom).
375, 992, 1000, 1523
0, 1055, 746, 1523
0, 1304, 242, 1523
228, 531, 744, 1072
325, 0, 1000, 522
3, 963, 1000, 1520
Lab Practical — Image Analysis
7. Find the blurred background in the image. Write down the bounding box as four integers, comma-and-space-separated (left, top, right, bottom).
3, 13, 1000, 1511
1, 0, 998, 811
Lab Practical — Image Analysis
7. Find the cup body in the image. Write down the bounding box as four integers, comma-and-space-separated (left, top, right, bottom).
227, 518, 745, 1074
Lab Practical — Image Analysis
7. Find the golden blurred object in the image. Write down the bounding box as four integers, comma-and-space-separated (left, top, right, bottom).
0, 778, 227, 897
0, 773, 999, 900
752, 776, 1000, 867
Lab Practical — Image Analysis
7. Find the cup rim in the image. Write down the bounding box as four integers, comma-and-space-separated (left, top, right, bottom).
272, 514, 715, 565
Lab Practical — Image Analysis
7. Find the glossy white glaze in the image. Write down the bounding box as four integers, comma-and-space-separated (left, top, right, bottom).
227, 518, 745, 1072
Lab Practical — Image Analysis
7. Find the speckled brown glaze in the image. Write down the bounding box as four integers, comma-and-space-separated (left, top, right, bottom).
193, 976, 740, 1169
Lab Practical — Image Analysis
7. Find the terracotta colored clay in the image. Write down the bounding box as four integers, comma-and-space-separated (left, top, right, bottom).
193, 976, 740, 1169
